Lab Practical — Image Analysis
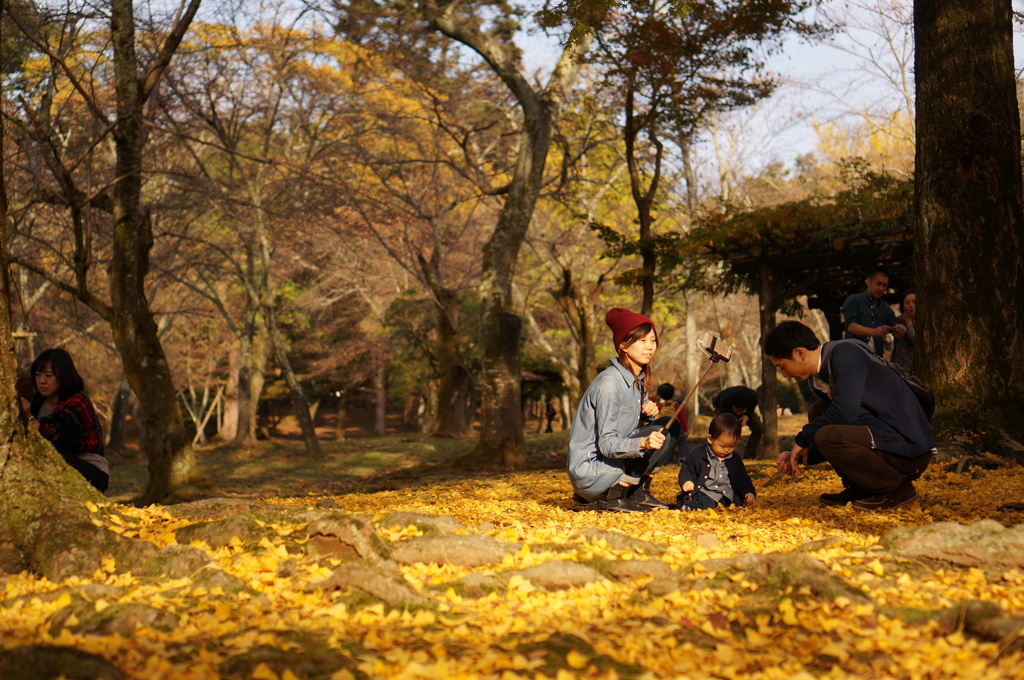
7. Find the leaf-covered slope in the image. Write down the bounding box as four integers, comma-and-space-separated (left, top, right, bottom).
1, 460, 1022, 680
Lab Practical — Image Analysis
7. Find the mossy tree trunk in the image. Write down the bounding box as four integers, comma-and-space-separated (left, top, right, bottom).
109, 0, 207, 503
5, 0, 207, 503
0, 50, 134, 578
758, 262, 779, 460
423, 1, 592, 468
914, 0, 1024, 458
434, 288, 471, 437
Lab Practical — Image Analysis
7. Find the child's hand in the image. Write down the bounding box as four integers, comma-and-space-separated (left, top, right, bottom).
682, 481, 694, 492
744, 493, 756, 507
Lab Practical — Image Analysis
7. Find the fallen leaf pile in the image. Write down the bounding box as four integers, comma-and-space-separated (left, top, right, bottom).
2, 459, 1023, 679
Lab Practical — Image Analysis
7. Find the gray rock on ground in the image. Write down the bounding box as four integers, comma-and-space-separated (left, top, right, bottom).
573, 529, 666, 556
305, 515, 391, 562
377, 512, 469, 535
512, 560, 606, 590
391, 534, 521, 567
310, 562, 433, 607
880, 520, 1024, 569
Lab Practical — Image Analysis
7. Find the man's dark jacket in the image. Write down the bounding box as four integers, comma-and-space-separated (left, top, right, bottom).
796, 340, 936, 458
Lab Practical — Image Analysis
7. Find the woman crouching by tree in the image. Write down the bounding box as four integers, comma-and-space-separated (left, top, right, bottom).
567, 308, 675, 513
20, 348, 109, 492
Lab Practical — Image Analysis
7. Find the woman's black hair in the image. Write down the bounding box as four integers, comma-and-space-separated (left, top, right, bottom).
31, 348, 85, 400
899, 288, 916, 314
617, 322, 658, 398
709, 413, 742, 440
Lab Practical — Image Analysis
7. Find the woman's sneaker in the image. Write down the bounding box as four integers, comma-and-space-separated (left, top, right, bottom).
594, 484, 650, 513
630, 477, 672, 509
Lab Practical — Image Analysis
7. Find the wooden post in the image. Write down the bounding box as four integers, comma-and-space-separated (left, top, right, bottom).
758, 262, 779, 460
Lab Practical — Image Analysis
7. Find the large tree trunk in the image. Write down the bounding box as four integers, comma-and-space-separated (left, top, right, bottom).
265, 312, 324, 457
467, 132, 553, 465
433, 288, 470, 437
0, 46, 134, 581
221, 345, 241, 441
474, 311, 526, 464
914, 0, 1024, 458
250, 320, 269, 440
109, 0, 206, 504
758, 263, 779, 461
373, 363, 388, 437
229, 308, 260, 446
624, 89, 663, 317
682, 292, 699, 434
105, 375, 132, 455
425, 4, 592, 468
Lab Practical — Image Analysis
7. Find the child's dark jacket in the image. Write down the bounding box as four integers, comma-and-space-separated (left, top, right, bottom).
678, 443, 755, 503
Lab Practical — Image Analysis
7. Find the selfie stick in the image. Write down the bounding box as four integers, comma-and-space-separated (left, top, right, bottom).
660, 335, 732, 434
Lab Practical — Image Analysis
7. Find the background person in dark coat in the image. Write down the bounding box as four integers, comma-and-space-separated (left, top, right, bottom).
714, 385, 763, 460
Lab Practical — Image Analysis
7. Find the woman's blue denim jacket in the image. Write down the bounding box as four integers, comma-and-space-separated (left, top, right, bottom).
567, 358, 647, 501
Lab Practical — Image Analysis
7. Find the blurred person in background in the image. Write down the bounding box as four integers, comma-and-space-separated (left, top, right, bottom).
20, 348, 109, 492
892, 289, 916, 372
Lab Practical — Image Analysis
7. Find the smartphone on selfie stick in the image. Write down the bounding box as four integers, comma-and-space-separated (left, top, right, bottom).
660, 333, 733, 434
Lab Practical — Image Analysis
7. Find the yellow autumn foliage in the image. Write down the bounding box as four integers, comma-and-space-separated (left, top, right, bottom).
1, 460, 1022, 679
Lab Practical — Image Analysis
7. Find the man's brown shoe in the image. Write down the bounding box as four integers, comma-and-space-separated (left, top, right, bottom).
851, 481, 917, 511
819, 487, 870, 506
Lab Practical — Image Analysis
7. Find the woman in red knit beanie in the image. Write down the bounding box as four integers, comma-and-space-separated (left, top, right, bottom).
565, 308, 676, 512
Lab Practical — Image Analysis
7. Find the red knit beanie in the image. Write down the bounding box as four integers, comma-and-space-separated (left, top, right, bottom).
605, 308, 654, 348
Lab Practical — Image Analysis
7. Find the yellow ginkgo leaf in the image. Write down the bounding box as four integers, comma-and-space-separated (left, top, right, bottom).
566, 649, 589, 669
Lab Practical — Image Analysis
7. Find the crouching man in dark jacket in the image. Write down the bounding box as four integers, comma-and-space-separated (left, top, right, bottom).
764, 320, 936, 510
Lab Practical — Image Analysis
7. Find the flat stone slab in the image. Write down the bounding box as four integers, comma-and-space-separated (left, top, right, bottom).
376, 512, 469, 535
513, 561, 606, 590
391, 534, 520, 567
880, 520, 1024, 569
573, 529, 666, 556
602, 559, 674, 581
311, 562, 433, 607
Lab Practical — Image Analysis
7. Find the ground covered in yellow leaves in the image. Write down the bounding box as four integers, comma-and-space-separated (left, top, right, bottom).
2, 457, 1023, 680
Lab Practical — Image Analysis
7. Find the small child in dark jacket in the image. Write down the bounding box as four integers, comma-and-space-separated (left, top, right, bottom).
678, 414, 757, 510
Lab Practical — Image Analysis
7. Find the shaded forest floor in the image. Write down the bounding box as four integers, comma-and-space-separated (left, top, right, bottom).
3, 416, 1023, 679
105, 414, 809, 502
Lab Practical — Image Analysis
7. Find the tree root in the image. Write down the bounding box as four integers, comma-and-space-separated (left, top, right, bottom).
937, 601, 1024, 653
0, 645, 124, 680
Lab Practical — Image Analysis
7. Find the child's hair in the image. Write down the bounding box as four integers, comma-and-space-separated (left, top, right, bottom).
656, 382, 675, 401
709, 413, 741, 440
